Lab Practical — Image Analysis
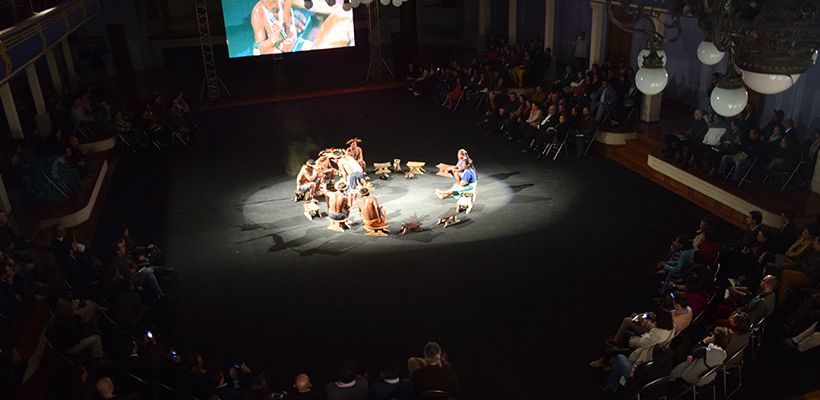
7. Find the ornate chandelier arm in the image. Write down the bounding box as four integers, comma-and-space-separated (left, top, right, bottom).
606, 0, 682, 44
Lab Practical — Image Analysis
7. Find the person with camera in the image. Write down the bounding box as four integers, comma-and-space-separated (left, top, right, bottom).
590, 308, 675, 369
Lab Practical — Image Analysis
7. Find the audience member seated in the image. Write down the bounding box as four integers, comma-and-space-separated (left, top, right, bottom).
590, 308, 675, 368
713, 275, 777, 327
590, 80, 616, 122
120, 226, 165, 267
771, 236, 820, 303
325, 361, 368, 400
664, 109, 709, 163
668, 327, 729, 386
288, 373, 324, 400
369, 360, 414, 400
605, 346, 675, 396
409, 341, 458, 396
724, 311, 752, 368
718, 128, 763, 181
110, 243, 166, 302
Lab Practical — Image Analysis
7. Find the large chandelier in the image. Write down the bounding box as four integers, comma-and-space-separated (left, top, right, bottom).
608, 0, 820, 117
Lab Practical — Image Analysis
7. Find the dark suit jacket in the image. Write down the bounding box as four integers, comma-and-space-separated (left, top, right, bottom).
369, 379, 414, 400
412, 365, 458, 396
736, 225, 762, 249
52, 237, 71, 267
326, 377, 369, 400
775, 222, 799, 254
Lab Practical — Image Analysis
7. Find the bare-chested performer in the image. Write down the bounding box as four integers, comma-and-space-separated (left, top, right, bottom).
326, 181, 351, 228
358, 187, 387, 229
314, 152, 334, 191
346, 138, 366, 170
334, 150, 365, 195
295, 159, 319, 200
251, 0, 297, 55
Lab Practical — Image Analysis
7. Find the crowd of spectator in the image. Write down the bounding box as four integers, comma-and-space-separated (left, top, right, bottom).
405, 35, 638, 159
662, 103, 819, 190
0, 85, 198, 208
589, 210, 820, 398
0, 211, 461, 400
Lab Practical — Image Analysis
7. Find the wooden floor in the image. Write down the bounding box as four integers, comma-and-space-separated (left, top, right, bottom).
600, 101, 820, 228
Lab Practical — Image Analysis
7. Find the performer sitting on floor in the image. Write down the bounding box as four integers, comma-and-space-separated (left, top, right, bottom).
295, 159, 319, 200
346, 138, 366, 170
358, 187, 387, 228
436, 156, 477, 200
326, 181, 351, 228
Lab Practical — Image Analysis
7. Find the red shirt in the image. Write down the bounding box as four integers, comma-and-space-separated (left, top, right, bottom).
697, 240, 720, 266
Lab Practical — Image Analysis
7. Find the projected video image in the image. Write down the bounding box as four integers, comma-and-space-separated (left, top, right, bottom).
221, 0, 355, 58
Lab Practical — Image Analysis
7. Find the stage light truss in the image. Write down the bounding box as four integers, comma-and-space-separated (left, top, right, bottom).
195, 0, 230, 102
366, 2, 394, 81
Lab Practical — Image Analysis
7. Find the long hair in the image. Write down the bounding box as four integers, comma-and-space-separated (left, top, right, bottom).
458, 149, 474, 169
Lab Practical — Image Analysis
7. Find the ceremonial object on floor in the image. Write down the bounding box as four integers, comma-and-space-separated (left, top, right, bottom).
374, 162, 391, 180
392, 159, 402, 172
436, 163, 456, 177
436, 209, 461, 228
456, 192, 476, 215
365, 222, 390, 237
294, 191, 306, 202
327, 217, 350, 232
303, 200, 322, 221
399, 220, 423, 235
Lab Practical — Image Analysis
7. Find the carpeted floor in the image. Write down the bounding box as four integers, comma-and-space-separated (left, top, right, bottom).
91, 90, 817, 399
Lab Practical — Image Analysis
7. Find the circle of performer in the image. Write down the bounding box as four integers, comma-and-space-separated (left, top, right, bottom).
293, 138, 478, 236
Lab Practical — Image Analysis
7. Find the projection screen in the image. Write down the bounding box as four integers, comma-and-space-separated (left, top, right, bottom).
221, 0, 356, 58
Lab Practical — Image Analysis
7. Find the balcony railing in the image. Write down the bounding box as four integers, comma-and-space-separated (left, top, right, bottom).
0, 0, 100, 85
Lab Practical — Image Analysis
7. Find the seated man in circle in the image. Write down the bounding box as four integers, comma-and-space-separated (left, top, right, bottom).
358, 187, 387, 228
435, 157, 477, 200
326, 181, 351, 227
295, 159, 319, 200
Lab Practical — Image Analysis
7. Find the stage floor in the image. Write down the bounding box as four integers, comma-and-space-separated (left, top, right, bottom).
91, 90, 816, 399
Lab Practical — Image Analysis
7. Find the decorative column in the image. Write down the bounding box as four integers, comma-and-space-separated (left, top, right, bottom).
589, 1, 606, 67
477, 0, 491, 51
25, 65, 52, 136
0, 84, 23, 139
508, 0, 518, 45
812, 156, 820, 194
544, 0, 555, 50
45, 49, 63, 93
0, 176, 11, 213
640, 15, 666, 123
61, 40, 78, 92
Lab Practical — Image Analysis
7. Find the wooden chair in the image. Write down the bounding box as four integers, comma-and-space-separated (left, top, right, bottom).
406, 161, 426, 176
303, 200, 322, 221
436, 163, 457, 177
364, 222, 389, 237
327, 217, 350, 232
456, 185, 477, 214
374, 162, 392, 179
